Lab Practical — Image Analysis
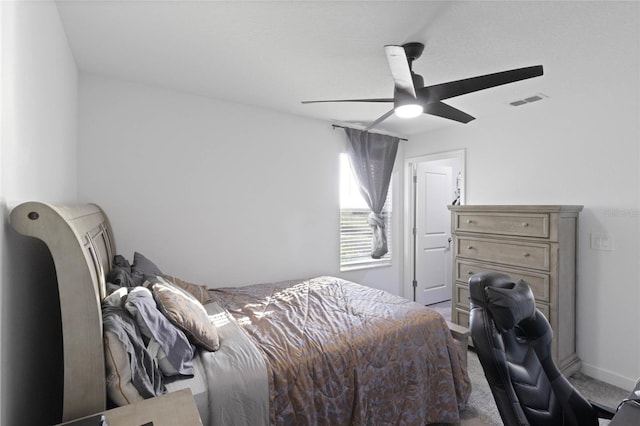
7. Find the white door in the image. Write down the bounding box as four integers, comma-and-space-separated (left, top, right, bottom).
413, 163, 453, 305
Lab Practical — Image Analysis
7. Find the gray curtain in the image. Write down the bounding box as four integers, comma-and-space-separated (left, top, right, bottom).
344, 128, 400, 259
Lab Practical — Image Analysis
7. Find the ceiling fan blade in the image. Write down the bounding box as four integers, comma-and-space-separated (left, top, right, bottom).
418, 65, 544, 101
301, 98, 393, 104
365, 109, 396, 131
384, 45, 416, 98
424, 101, 475, 123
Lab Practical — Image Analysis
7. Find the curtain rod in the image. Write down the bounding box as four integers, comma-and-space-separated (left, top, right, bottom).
331, 124, 408, 141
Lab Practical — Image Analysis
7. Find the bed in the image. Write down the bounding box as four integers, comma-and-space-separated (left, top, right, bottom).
9, 201, 470, 425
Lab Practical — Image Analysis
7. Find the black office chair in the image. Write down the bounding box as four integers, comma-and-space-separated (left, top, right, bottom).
468, 271, 615, 426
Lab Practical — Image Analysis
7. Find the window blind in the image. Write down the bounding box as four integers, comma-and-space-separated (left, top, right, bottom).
339, 153, 392, 270
340, 203, 391, 270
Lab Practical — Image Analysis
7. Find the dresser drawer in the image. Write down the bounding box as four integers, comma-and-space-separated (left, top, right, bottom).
453, 307, 470, 328
454, 212, 549, 238
456, 237, 550, 270
455, 260, 550, 302
454, 284, 470, 308
537, 303, 550, 322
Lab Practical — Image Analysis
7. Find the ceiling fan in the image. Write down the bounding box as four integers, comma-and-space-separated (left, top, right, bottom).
302, 42, 543, 130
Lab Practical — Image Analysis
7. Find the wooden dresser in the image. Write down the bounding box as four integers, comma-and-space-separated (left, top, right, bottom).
448, 205, 583, 375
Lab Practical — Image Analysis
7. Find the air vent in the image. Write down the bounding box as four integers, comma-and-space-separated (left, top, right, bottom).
509, 93, 548, 107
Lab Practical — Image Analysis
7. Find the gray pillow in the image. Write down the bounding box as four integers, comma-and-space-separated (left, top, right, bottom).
131, 252, 163, 285
104, 330, 145, 406
163, 274, 212, 305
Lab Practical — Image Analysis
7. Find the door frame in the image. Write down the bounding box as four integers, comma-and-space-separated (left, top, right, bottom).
403, 149, 466, 301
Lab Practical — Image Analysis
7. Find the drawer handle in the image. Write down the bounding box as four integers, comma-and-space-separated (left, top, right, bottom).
466, 219, 473, 224
522, 222, 529, 227
523, 252, 530, 257
467, 271, 474, 275
467, 245, 474, 250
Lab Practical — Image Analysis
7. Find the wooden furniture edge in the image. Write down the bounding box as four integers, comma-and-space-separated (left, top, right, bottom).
56, 389, 203, 426
447, 205, 584, 213
9, 201, 113, 422
447, 321, 470, 341
447, 320, 470, 368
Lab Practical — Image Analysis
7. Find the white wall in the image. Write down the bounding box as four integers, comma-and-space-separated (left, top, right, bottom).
403, 4, 640, 390
78, 74, 403, 295
0, 1, 78, 424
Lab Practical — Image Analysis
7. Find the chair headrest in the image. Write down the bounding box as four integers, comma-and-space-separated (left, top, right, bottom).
469, 271, 514, 304
485, 280, 536, 332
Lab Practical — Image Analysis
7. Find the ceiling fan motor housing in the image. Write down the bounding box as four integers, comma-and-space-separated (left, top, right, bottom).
402, 42, 425, 63
394, 72, 425, 108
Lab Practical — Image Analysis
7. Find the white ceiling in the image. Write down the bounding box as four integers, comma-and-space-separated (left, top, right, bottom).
55, 1, 618, 137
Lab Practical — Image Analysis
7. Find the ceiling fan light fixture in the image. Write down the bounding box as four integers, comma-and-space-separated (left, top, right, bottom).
394, 103, 423, 118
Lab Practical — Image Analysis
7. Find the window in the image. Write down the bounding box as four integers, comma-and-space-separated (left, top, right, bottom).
339, 154, 392, 270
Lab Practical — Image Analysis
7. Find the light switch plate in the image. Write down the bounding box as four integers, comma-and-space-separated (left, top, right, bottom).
590, 233, 614, 251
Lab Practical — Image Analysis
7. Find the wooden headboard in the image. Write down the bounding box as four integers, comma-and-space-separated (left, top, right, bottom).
10, 202, 114, 422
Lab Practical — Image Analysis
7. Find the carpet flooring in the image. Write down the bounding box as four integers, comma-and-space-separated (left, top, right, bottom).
426, 300, 631, 425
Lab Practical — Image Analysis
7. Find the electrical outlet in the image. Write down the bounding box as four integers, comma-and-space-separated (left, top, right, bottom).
590, 233, 614, 251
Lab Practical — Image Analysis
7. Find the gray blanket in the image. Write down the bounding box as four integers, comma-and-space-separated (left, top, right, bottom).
102, 304, 165, 398
198, 302, 270, 426
124, 287, 195, 377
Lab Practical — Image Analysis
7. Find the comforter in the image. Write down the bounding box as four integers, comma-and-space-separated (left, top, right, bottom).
210, 276, 471, 425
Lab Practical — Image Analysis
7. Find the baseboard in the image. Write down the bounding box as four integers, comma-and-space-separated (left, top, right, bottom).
580, 362, 638, 391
